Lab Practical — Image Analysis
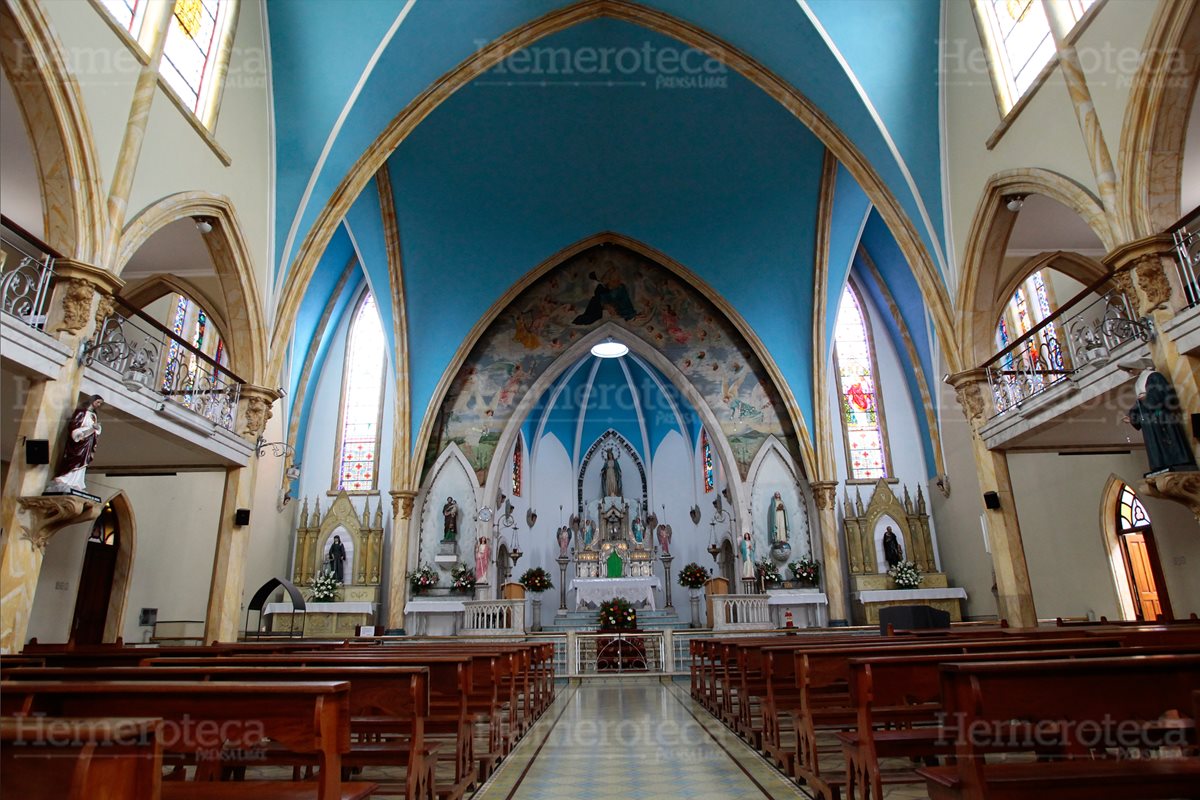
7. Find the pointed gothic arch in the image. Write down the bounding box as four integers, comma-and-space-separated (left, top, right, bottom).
100, 490, 136, 643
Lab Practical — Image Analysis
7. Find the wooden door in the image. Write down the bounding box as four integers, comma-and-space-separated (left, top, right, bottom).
70, 538, 117, 644
1120, 532, 1169, 621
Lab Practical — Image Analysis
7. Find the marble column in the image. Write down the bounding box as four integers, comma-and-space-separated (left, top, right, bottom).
203, 385, 279, 642
387, 489, 417, 630
946, 370, 1038, 628
811, 480, 846, 625
0, 260, 122, 653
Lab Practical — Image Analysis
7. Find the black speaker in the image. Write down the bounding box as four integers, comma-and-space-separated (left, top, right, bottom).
879, 605, 951, 635
983, 491, 1001, 510
234, 508, 251, 526
1192, 413, 1199, 440
25, 439, 49, 465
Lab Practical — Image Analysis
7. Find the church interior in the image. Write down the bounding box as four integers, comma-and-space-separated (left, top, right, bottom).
1, 0, 1199, 798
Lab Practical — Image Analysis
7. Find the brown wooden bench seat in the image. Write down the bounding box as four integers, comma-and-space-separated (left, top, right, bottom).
1, 680, 377, 800
915, 655, 1200, 800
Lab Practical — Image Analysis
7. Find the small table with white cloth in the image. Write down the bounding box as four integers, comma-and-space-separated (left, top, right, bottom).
570, 576, 662, 610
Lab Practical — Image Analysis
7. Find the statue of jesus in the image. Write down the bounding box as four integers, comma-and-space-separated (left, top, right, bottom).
600, 447, 622, 498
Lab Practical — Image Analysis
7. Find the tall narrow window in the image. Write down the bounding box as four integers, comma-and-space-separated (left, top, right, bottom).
161, 0, 236, 123
833, 286, 891, 481
97, 0, 150, 38
511, 434, 523, 497
701, 429, 714, 493
974, 0, 1099, 113
995, 269, 1066, 378
335, 294, 386, 492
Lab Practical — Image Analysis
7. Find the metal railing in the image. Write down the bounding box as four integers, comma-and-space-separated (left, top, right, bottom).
982, 266, 1151, 416
575, 630, 665, 674
1, 222, 56, 330
461, 599, 526, 635
1171, 204, 1199, 309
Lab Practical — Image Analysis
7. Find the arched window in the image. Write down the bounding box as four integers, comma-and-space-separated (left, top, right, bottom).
973, 0, 1099, 114
161, 292, 226, 394
833, 285, 891, 481
1113, 484, 1172, 621
334, 293, 386, 492
701, 428, 714, 493
511, 433, 523, 497
995, 270, 1066, 376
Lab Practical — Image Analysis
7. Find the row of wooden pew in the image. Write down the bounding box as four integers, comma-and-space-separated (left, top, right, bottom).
1, 637, 557, 800
690, 621, 1200, 799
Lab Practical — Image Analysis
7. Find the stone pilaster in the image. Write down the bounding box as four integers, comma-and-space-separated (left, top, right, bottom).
203, 465, 254, 643
946, 370, 1038, 628
387, 489, 417, 630
811, 480, 846, 625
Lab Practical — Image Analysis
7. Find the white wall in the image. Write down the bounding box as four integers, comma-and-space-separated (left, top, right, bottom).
0, 69, 44, 238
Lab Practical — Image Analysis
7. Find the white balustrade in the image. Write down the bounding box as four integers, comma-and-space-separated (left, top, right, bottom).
461, 599, 526, 635
710, 594, 772, 631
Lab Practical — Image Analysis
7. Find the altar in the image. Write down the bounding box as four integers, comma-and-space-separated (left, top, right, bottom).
766, 589, 829, 628
570, 576, 661, 610
404, 598, 467, 636
262, 601, 377, 637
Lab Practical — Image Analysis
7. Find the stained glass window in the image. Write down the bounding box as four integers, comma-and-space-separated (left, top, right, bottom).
701, 429, 714, 493
336, 294, 385, 492
161, 294, 190, 392
975, 0, 1098, 112
512, 435, 523, 497
98, 0, 148, 36
833, 287, 889, 481
995, 270, 1066, 379
1117, 484, 1151, 531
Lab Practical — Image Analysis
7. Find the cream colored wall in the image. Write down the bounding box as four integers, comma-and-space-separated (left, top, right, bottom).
38, 0, 272, 297
242, 408, 301, 628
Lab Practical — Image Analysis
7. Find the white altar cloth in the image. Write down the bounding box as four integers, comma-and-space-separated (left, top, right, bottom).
404, 599, 466, 636
570, 577, 661, 610
853, 587, 968, 603
264, 602, 377, 615
766, 590, 829, 628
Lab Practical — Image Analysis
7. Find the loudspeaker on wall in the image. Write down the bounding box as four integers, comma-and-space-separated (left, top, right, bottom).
982, 491, 1001, 510
234, 508, 251, 526
25, 439, 49, 465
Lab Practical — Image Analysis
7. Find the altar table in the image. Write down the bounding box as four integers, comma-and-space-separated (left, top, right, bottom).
263, 601, 377, 637
570, 576, 661, 610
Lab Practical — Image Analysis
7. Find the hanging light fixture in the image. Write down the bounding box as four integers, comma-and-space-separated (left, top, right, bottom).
590, 337, 629, 358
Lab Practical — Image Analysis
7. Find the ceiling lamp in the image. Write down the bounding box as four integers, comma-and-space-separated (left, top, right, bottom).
590, 337, 629, 358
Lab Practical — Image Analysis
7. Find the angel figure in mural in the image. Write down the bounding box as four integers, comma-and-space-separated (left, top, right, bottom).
442, 497, 459, 542
600, 447, 622, 498
768, 492, 788, 544
740, 532, 756, 579
656, 523, 672, 555
882, 527, 903, 569
326, 535, 347, 583
572, 269, 637, 325
46, 395, 104, 493
475, 536, 491, 582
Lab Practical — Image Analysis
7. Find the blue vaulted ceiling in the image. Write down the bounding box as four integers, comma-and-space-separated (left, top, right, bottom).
270, 1, 948, 469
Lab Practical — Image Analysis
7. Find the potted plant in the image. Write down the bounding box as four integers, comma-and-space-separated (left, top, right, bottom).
309, 570, 341, 602
408, 564, 439, 595
755, 559, 783, 588
788, 556, 821, 588
887, 560, 924, 589
450, 563, 476, 595
519, 567, 554, 631
678, 562, 710, 628
597, 596, 637, 631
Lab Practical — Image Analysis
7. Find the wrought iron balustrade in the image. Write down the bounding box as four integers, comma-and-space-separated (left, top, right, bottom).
83, 298, 244, 431
1171, 205, 1199, 309
1, 228, 55, 330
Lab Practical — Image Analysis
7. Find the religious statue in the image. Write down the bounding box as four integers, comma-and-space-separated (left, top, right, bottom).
46, 395, 104, 492
656, 523, 672, 555
768, 491, 788, 543
326, 535, 346, 582
475, 536, 490, 581
582, 519, 596, 548
1125, 370, 1198, 475
600, 447, 622, 498
882, 527, 903, 568
740, 532, 756, 579
442, 497, 459, 542
556, 525, 571, 557
631, 516, 645, 545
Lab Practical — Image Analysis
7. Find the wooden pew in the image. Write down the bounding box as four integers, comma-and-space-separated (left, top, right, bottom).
1, 717, 162, 800
1, 680, 377, 800
916, 655, 1200, 800
5, 666, 439, 800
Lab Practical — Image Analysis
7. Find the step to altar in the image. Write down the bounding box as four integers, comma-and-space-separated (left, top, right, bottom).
543, 608, 688, 632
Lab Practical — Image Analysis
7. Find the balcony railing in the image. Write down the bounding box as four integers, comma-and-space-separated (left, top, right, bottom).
1171, 204, 1199, 309
982, 268, 1151, 417
1, 221, 56, 330
83, 295, 244, 431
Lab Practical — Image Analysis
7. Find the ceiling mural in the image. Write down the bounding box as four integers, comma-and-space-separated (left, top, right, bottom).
424, 243, 800, 484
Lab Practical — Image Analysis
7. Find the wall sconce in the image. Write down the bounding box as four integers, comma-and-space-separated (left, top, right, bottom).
255, 436, 295, 458
1004, 194, 1025, 212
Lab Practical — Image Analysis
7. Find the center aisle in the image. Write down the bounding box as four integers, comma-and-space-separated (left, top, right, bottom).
473, 677, 807, 800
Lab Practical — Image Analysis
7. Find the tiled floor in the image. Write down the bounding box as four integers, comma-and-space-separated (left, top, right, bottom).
473, 678, 937, 800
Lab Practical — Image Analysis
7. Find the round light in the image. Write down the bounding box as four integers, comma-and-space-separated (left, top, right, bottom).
590, 338, 629, 358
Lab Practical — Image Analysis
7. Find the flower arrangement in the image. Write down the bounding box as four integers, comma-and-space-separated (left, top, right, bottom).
755, 559, 783, 584
309, 570, 341, 602
450, 563, 477, 592
888, 560, 923, 589
597, 596, 637, 630
788, 556, 821, 586
408, 563, 440, 594
519, 566, 553, 594
677, 562, 710, 590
